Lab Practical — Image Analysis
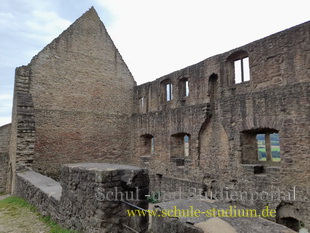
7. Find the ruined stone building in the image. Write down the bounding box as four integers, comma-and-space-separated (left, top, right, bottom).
0, 7, 309, 232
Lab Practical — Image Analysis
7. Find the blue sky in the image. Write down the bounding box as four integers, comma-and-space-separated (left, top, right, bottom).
0, 0, 309, 126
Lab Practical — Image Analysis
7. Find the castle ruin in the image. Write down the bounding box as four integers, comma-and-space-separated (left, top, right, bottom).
0, 7, 309, 232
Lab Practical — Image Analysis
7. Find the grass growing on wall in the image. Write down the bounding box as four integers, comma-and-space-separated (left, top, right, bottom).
0, 196, 76, 233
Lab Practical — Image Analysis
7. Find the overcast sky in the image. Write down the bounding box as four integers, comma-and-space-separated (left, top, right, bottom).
0, 0, 309, 126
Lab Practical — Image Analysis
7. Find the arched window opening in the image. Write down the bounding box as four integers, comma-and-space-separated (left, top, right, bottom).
227, 50, 251, 84
161, 79, 173, 102
234, 57, 250, 83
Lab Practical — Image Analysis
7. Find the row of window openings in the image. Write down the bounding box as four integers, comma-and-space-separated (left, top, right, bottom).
166, 80, 189, 101
165, 57, 250, 97
140, 56, 249, 107
162, 56, 249, 103
140, 135, 189, 157
139, 81, 189, 107
141, 133, 280, 163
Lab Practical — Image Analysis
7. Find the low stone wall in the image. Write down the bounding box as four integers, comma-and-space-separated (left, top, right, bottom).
15, 163, 149, 233
150, 174, 204, 201
15, 169, 62, 218
14, 162, 299, 233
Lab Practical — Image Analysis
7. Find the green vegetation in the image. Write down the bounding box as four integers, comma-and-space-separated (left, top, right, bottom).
147, 192, 161, 203
40, 215, 75, 233
0, 196, 76, 233
257, 133, 281, 162
0, 196, 36, 211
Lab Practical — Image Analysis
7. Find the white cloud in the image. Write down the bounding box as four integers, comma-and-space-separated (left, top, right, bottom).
0, 12, 14, 25
0, 117, 11, 126
25, 10, 71, 43
0, 94, 13, 100
0, 94, 13, 115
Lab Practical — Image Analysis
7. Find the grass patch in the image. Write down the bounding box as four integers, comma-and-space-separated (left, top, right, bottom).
0, 196, 76, 233
40, 215, 74, 233
0, 196, 36, 211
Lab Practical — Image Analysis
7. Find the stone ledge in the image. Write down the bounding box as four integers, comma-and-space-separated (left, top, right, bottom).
64, 162, 143, 172
17, 170, 62, 201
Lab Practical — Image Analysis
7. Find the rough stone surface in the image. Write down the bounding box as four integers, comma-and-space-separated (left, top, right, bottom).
133, 21, 310, 229
15, 163, 149, 233
5, 6, 310, 232
151, 199, 297, 233
9, 7, 136, 183
0, 124, 10, 192
195, 218, 237, 233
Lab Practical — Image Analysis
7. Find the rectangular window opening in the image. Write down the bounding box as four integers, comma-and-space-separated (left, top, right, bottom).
234, 59, 242, 84
234, 57, 250, 84
140, 135, 154, 156
243, 57, 250, 82
171, 134, 190, 160
141, 97, 144, 107
184, 135, 189, 156
257, 134, 266, 161
185, 80, 189, 97
166, 83, 173, 101
151, 137, 155, 154
256, 133, 280, 162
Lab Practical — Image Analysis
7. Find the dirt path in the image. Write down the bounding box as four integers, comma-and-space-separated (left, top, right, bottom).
0, 195, 51, 233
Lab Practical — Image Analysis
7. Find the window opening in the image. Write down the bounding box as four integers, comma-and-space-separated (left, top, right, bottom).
166, 83, 173, 101
234, 57, 250, 83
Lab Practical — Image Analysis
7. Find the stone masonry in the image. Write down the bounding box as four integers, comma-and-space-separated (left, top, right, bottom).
15, 163, 149, 233
0, 124, 10, 192
8, 7, 136, 186
133, 21, 310, 229
4, 6, 310, 232
15, 163, 296, 233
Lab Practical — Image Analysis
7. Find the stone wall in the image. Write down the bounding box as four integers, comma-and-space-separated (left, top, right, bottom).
7, 7, 309, 231
133, 21, 310, 229
149, 174, 204, 201
10, 7, 136, 181
8, 74, 36, 192
15, 163, 149, 233
0, 124, 11, 192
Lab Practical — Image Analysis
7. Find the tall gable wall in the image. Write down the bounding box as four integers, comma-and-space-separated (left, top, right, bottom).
10, 7, 136, 180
